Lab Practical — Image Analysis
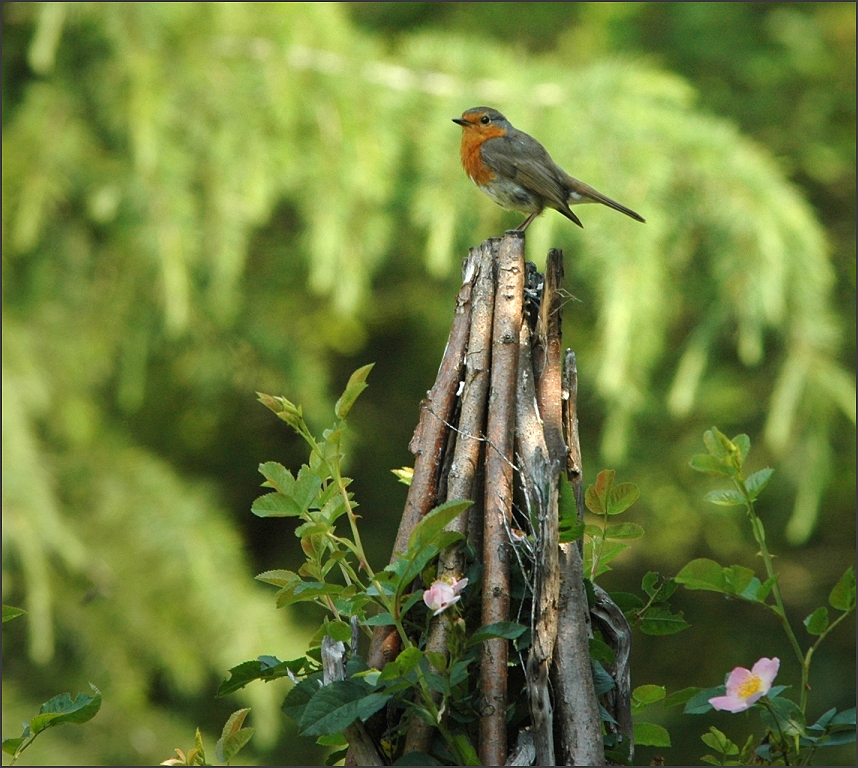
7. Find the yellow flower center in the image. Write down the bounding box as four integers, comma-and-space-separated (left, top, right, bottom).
736, 675, 762, 699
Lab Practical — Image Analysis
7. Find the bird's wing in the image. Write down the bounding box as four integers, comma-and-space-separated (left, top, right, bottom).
480, 132, 570, 210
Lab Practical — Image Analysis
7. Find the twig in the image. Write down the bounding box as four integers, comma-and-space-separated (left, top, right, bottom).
366, 246, 479, 671
515, 322, 557, 767
553, 351, 606, 766
480, 231, 525, 767
403, 238, 498, 755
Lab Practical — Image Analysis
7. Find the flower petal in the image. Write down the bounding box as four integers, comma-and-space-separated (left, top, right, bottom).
724, 666, 754, 693
751, 657, 780, 688
709, 694, 751, 713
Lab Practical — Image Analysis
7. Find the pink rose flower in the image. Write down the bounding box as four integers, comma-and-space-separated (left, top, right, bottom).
423, 577, 468, 616
709, 657, 780, 713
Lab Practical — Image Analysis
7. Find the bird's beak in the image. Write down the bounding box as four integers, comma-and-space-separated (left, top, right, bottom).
452, 118, 469, 126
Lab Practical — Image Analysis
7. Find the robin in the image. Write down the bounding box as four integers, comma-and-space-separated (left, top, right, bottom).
453, 106, 645, 230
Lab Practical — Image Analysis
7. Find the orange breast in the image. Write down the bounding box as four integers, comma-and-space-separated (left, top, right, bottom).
459, 127, 505, 185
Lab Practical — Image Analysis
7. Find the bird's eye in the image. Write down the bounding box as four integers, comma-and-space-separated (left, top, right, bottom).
480, 115, 491, 125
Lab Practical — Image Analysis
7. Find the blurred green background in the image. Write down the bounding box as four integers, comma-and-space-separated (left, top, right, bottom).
2, 3, 854, 765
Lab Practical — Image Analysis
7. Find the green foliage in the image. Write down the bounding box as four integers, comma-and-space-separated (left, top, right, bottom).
162, 710, 254, 767
2, 605, 25, 623
584, 469, 642, 580
2, 685, 101, 765
681, 428, 856, 765
235, 371, 487, 764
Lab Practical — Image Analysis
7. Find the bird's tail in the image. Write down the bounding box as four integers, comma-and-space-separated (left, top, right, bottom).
567, 178, 646, 223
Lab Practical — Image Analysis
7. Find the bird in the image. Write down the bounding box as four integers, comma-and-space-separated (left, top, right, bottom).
453, 106, 645, 230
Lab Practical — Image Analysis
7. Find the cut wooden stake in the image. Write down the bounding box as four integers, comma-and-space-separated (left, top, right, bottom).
553, 351, 606, 767
366, 247, 479, 671
480, 232, 525, 768
403, 238, 498, 756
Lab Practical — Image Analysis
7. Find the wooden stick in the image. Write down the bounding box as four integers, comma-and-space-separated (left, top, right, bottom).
402, 238, 498, 755
366, 247, 479, 671
534, 249, 566, 468
519, 249, 566, 766
515, 322, 557, 767
480, 231, 525, 767
553, 350, 605, 766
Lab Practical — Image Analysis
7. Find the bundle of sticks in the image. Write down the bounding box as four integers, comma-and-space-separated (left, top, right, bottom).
344, 232, 631, 766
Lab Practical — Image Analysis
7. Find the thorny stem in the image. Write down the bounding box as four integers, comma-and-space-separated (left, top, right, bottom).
734, 472, 807, 712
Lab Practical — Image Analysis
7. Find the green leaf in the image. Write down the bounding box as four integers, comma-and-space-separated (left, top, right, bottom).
558, 474, 581, 539
609, 591, 643, 613
755, 573, 779, 602
559, 519, 585, 543
804, 606, 830, 635
395, 647, 424, 675
450, 658, 473, 687
259, 461, 295, 491
632, 684, 666, 708
407, 499, 472, 553
298, 681, 390, 737
664, 687, 700, 708
831, 707, 856, 726
591, 662, 616, 698
819, 730, 857, 747
282, 675, 323, 722
256, 569, 301, 588
641, 571, 659, 597
723, 565, 756, 595
2, 737, 26, 756
391, 467, 413, 487
684, 686, 723, 715
2, 605, 25, 623
606, 482, 640, 515
334, 364, 374, 419
29, 685, 102, 734
604, 522, 644, 540
294, 521, 330, 537
585, 469, 615, 515
808, 707, 837, 732
588, 636, 616, 665
737, 576, 765, 603
829, 566, 856, 611
425, 651, 447, 673
450, 732, 481, 766
217, 657, 302, 696
703, 488, 745, 506
325, 620, 353, 643
215, 708, 254, 764
399, 590, 425, 619
362, 612, 395, 627
745, 468, 774, 500
393, 544, 444, 594
703, 428, 730, 459
275, 581, 343, 608
467, 621, 527, 647
639, 605, 690, 635
634, 722, 671, 747
251, 491, 303, 518
732, 434, 751, 464
702, 726, 738, 754
759, 696, 805, 738
689, 453, 729, 476
675, 558, 727, 592
589, 540, 629, 578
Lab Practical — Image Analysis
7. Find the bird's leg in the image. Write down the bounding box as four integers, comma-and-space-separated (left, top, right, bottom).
516, 210, 540, 231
